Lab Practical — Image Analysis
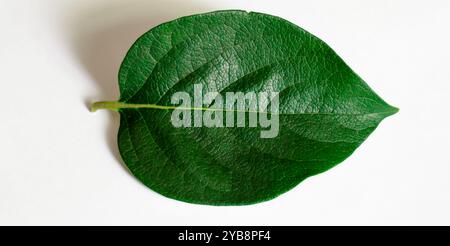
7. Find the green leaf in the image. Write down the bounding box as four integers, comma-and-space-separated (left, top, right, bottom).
91, 10, 398, 205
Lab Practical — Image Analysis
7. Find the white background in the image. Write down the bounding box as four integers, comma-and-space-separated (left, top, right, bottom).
1, 0, 449, 225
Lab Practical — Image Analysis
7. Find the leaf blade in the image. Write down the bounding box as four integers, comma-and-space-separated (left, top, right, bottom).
110, 10, 398, 205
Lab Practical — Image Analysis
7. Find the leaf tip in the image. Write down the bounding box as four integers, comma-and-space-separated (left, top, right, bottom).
383, 105, 399, 118
392, 106, 399, 114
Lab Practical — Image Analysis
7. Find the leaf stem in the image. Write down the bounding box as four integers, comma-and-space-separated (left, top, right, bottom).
91, 101, 273, 114
90, 101, 178, 112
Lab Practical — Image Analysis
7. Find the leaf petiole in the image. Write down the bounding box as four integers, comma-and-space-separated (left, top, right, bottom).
90, 101, 180, 112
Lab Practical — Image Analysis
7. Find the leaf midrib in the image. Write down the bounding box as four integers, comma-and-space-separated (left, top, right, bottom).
90, 101, 399, 117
